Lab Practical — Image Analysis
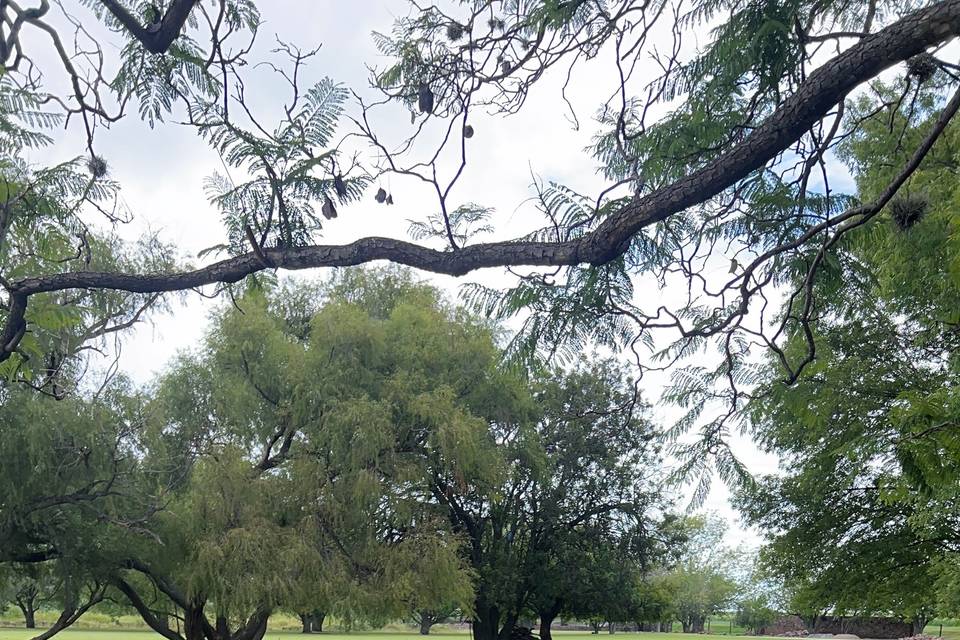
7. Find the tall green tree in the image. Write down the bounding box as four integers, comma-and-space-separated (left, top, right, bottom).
414, 355, 666, 640
738, 82, 960, 628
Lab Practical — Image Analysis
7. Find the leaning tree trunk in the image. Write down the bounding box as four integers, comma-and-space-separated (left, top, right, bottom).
420, 615, 434, 635
300, 613, 313, 634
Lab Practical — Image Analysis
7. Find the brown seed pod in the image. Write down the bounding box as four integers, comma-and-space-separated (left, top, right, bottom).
386, 194, 394, 205
418, 82, 434, 114
501, 60, 511, 75
446, 22, 464, 41
321, 195, 337, 220
334, 173, 347, 198
375, 187, 387, 203
890, 193, 928, 230
86, 154, 108, 179
463, 124, 474, 139
907, 53, 938, 83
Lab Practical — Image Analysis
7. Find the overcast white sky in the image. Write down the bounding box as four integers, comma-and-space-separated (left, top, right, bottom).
27, 1, 787, 546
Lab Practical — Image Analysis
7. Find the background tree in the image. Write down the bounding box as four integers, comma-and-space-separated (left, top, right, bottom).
2, 564, 57, 629
735, 596, 777, 636
662, 516, 739, 634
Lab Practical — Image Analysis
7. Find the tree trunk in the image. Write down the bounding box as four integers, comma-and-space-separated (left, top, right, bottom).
683, 618, 705, 634
608, 621, 615, 634
300, 614, 313, 634
473, 604, 501, 640
315, 612, 325, 633
913, 618, 928, 636
20, 605, 36, 629
539, 612, 557, 640
497, 612, 519, 640
183, 603, 208, 640
23, 607, 37, 629
420, 615, 434, 635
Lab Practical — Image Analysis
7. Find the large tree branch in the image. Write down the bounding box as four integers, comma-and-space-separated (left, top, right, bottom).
97, 0, 200, 54
114, 578, 184, 640
3, 1, 960, 363
29, 585, 106, 640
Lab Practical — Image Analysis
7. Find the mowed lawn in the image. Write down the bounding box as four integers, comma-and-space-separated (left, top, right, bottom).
0, 632, 760, 640
0, 628, 957, 640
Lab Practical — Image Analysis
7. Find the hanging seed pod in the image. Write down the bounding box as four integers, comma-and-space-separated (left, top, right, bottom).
418, 82, 434, 114
334, 173, 347, 198
890, 193, 928, 230
86, 154, 108, 179
446, 22, 464, 41
463, 124, 474, 139
410, 110, 417, 124
386, 194, 394, 205
487, 17, 504, 30
375, 187, 387, 204
907, 53, 938, 83
501, 60, 511, 75
321, 195, 337, 220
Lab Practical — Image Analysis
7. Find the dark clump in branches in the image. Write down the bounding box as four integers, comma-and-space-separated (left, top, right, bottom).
889, 193, 929, 230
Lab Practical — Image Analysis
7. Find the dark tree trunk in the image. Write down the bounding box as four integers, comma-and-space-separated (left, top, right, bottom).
183, 603, 208, 640
23, 607, 36, 629
539, 612, 557, 640
912, 618, 928, 636
300, 611, 325, 634
216, 615, 231, 639
608, 621, 615, 634
683, 618, 705, 634
473, 604, 501, 640
497, 612, 519, 640
420, 616, 434, 635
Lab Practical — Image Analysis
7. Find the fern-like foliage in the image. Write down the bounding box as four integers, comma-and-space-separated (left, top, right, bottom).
408, 203, 494, 246
0, 78, 62, 153
196, 79, 366, 254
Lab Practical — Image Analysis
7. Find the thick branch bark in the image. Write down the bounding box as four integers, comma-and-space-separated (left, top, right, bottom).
97, 0, 199, 54
114, 579, 184, 640
3, 0, 960, 362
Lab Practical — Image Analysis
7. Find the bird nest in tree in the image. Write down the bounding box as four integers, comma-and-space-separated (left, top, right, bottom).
907, 53, 938, 83
889, 193, 929, 231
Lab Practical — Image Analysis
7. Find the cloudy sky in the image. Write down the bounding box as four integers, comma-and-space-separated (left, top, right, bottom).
29, 1, 782, 545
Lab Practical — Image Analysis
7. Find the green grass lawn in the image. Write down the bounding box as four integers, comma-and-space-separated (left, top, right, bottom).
0, 622, 956, 640
0, 631, 758, 640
